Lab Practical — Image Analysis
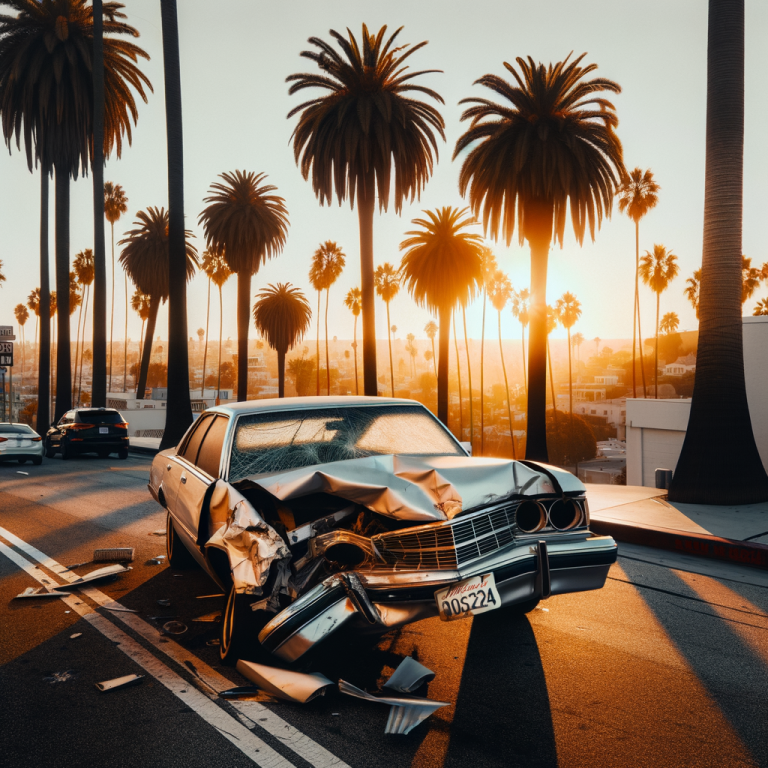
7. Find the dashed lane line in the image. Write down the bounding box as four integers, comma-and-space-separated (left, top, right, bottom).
0, 525, 349, 768
0, 538, 296, 768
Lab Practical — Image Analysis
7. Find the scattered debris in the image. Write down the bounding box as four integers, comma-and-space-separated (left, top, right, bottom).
52, 564, 131, 590
14, 587, 70, 599
150, 529, 167, 536
93, 548, 135, 563
236, 661, 334, 704
384, 657, 435, 694
70, 633, 82, 639
206, 639, 220, 647
157, 599, 171, 607
95, 674, 145, 692
64, 610, 71, 614
149, 615, 176, 621
163, 621, 187, 635
338, 680, 449, 735
65, 562, 89, 570
197, 594, 225, 600
102, 605, 138, 613
16, 471, 29, 476
192, 612, 221, 623
219, 686, 263, 699
153, 555, 166, 560
249, 597, 270, 612
44, 670, 76, 684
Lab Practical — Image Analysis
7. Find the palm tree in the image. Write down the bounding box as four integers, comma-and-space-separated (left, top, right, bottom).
199, 249, 228, 397
73, 249, 94, 405
406, 333, 417, 377
253, 283, 312, 398
478, 247, 498, 456
424, 320, 438, 379
546, 306, 559, 426
26, 288, 40, 366
374, 263, 401, 397
14, 303, 28, 386
572, 331, 584, 367
487, 270, 516, 458
344, 287, 362, 395
118, 207, 198, 398
660, 312, 679, 335
639, 245, 679, 398
684, 269, 701, 319
453, 313, 464, 439
130, 289, 151, 375
460, 303, 475, 452
287, 25, 445, 397
753, 299, 768, 317
199, 171, 289, 402
555, 292, 582, 421
0, 0, 151, 420
455, 53, 625, 462
616, 168, 660, 398
741, 256, 762, 304
103, 182, 129, 392
671, 0, 768, 504
399, 207, 483, 426
309, 241, 346, 395
511, 288, 530, 395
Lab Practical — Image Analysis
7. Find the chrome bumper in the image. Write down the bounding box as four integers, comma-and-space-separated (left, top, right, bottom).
259, 533, 617, 662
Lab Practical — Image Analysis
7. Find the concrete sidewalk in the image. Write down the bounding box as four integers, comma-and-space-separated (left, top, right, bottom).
587, 483, 768, 571
128, 436, 161, 455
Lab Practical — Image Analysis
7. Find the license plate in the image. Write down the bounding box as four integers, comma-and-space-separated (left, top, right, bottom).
99, 427, 109, 434
435, 573, 501, 621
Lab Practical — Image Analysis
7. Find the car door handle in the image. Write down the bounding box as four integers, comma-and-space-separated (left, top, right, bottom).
167, 464, 172, 471
180, 474, 187, 484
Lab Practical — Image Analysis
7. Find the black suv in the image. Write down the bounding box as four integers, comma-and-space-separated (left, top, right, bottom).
45, 408, 130, 460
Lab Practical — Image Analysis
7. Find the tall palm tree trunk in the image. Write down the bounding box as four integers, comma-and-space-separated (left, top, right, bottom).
277, 349, 286, 398
358, 171, 377, 396
462, 306, 474, 453
160, 0, 194, 449
123, 272, 128, 392
453, 312, 463, 440
480, 290, 486, 456
499, 310, 516, 459
520, 322, 527, 396
654, 292, 660, 398
430, 336, 437, 379
37, 168, 50, 434
547, 337, 558, 427
325, 288, 331, 395
437, 306, 450, 425
138, 316, 145, 376
73, 288, 83, 393
136, 297, 160, 398
386, 300, 394, 397
632, 220, 638, 397
352, 315, 359, 395
217, 284, 224, 399
567, 327, 575, 466
201, 277, 210, 396
526, 236, 550, 462
670, 0, 768, 504
635, 224, 647, 397
108, 220, 115, 391
315, 290, 321, 396
235, 273, 251, 401
91, 0, 107, 407
53, 166, 72, 421
77, 286, 90, 406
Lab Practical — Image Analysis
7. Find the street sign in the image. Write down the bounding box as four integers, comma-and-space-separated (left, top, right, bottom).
0, 326, 16, 341
0, 341, 13, 367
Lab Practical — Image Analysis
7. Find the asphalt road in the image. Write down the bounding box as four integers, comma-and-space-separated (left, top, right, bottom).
1, 454, 767, 768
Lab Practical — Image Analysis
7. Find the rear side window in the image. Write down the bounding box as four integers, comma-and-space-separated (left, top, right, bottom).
78, 410, 124, 424
196, 416, 228, 478
0, 425, 35, 434
179, 414, 213, 464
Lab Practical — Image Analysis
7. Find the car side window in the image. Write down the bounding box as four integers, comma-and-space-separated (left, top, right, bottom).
195, 416, 229, 478
179, 414, 213, 465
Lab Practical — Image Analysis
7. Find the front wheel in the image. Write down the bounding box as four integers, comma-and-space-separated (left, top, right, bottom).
220, 584, 261, 665
45, 441, 56, 459
61, 442, 71, 460
32, 456, 43, 466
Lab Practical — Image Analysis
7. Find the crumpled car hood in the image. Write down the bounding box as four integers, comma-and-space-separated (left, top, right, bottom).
235, 454, 585, 522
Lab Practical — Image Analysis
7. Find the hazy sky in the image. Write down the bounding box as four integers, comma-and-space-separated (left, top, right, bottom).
2, 0, 768, 349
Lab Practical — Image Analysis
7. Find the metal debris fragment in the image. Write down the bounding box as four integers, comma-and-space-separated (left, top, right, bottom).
14, 587, 70, 599
95, 674, 145, 692
93, 547, 134, 562
192, 612, 221, 623
219, 686, 262, 699
157, 599, 171, 607
150, 529, 167, 536
103, 605, 138, 613
52, 564, 130, 590
44, 670, 76, 684
236, 661, 334, 704
16, 471, 29, 476
70, 633, 83, 639
249, 597, 270, 612
197, 594, 225, 600
206, 639, 220, 647
384, 657, 435, 694
163, 621, 187, 635
338, 680, 449, 735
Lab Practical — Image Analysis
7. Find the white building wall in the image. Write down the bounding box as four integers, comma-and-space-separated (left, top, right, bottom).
744, 317, 768, 471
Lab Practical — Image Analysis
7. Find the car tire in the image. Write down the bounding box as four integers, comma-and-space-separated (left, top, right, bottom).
32, 457, 43, 466
61, 443, 71, 460
117, 448, 128, 460
166, 512, 197, 569
219, 584, 259, 666
45, 441, 56, 459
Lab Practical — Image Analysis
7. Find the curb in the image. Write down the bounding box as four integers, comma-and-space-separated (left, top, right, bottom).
590, 518, 768, 572
128, 445, 160, 457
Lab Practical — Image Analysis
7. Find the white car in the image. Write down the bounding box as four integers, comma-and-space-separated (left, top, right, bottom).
148, 397, 617, 664
0, 423, 44, 465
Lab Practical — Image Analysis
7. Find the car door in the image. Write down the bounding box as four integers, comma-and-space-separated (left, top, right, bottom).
174, 415, 229, 540
163, 415, 213, 522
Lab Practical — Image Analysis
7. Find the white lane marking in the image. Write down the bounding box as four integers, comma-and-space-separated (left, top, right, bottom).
0, 539, 295, 768
0, 525, 349, 768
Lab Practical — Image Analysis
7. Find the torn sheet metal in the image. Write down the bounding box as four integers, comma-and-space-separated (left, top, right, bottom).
239, 454, 583, 522
14, 587, 71, 598
206, 482, 291, 595
236, 660, 333, 703
52, 563, 130, 590
338, 680, 449, 734
95, 674, 145, 692
384, 657, 435, 694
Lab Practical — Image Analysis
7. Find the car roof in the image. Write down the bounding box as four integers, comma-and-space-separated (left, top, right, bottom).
0, 422, 33, 427
204, 396, 425, 418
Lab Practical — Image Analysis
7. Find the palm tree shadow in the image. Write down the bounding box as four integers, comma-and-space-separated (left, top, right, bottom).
445, 609, 558, 768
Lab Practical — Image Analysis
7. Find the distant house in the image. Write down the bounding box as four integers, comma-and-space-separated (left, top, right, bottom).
664, 354, 696, 376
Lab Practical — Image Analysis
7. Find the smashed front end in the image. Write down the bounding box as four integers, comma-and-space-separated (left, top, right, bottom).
202, 453, 617, 662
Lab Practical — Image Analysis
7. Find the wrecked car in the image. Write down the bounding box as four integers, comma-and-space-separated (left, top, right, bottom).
148, 397, 617, 664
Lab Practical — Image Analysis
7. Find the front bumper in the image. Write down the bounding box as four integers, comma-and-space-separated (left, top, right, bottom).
259, 532, 617, 661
